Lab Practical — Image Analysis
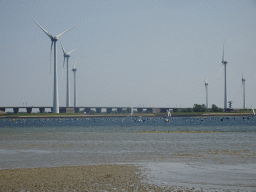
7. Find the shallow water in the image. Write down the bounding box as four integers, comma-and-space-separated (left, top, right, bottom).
0, 116, 256, 191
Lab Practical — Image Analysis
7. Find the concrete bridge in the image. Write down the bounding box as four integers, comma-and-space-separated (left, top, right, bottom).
0, 106, 182, 114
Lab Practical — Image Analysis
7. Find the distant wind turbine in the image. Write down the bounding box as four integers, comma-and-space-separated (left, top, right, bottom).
204, 79, 208, 109
69, 63, 77, 107
241, 74, 246, 109
221, 42, 228, 110
60, 39, 75, 107
33, 19, 74, 113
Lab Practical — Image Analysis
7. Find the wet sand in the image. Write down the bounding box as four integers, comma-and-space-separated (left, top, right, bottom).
0, 164, 192, 191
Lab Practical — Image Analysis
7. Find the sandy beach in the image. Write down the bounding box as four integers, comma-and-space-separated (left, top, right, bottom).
0, 164, 192, 191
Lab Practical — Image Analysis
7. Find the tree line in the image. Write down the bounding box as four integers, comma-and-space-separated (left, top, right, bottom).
181, 104, 223, 113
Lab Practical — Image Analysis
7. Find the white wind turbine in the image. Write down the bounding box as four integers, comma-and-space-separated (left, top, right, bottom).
69, 63, 77, 107
221, 42, 228, 110
241, 74, 246, 109
33, 19, 74, 113
204, 79, 209, 109
60, 39, 75, 107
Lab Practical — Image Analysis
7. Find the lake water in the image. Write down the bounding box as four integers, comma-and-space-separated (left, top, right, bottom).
0, 116, 256, 191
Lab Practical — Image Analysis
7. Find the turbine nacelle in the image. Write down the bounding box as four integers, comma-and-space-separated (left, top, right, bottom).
204, 78, 208, 86
222, 61, 228, 65
69, 64, 77, 72
33, 19, 75, 42
64, 54, 71, 58
51, 37, 58, 41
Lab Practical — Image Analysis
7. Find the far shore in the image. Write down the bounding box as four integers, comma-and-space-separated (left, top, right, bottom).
0, 112, 253, 119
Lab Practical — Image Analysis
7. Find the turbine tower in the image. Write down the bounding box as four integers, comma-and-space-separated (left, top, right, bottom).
33, 19, 74, 113
241, 74, 246, 109
69, 64, 77, 107
60, 39, 75, 107
204, 79, 208, 109
222, 43, 228, 110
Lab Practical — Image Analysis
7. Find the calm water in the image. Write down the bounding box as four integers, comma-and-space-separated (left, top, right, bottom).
0, 116, 256, 190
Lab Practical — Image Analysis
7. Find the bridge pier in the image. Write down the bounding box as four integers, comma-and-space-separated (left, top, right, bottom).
172, 108, 178, 112
0, 108, 5, 112
106, 108, 112, 114
13, 108, 19, 114
96, 108, 101, 113
59, 108, 66, 113
160, 108, 168, 113
39, 108, 45, 113
153, 108, 159, 113
137, 108, 143, 113
26, 107, 32, 113
74, 107, 80, 113
84, 108, 91, 114
147, 108, 153, 113
117, 108, 123, 113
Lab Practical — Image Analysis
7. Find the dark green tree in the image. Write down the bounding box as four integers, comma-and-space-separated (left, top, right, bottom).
211, 104, 222, 112
193, 104, 207, 112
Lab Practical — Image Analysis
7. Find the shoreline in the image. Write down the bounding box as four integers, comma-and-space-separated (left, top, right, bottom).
0, 112, 253, 119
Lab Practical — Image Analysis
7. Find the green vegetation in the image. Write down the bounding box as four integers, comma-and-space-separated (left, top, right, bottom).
210, 104, 223, 112
181, 104, 222, 113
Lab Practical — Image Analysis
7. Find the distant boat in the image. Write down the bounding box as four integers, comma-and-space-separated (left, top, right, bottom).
137, 116, 142, 122
252, 108, 255, 116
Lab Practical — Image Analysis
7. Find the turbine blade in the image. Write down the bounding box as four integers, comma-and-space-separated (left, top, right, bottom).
67, 49, 75, 55
56, 26, 75, 39
222, 42, 224, 63
59, 38, 66, 55
32, 19, 53, 39
219, 65, 222, 76
50, 41, 53, 75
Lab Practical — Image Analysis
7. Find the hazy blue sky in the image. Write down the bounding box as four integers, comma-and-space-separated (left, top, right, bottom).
0, 0, 256, 110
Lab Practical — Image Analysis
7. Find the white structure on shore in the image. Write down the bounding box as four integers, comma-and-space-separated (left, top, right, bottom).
60, 39, 75, 107
33, 19, 74, 113
70, 64, 77, 107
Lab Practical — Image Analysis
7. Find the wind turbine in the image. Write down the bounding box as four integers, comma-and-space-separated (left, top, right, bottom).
221, 42, 228, 110
33, 19, 75, 113
69, 63, 77, 107
60, 39, 75, 107
241, 74, 246, 109
204, 79, 208, 109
